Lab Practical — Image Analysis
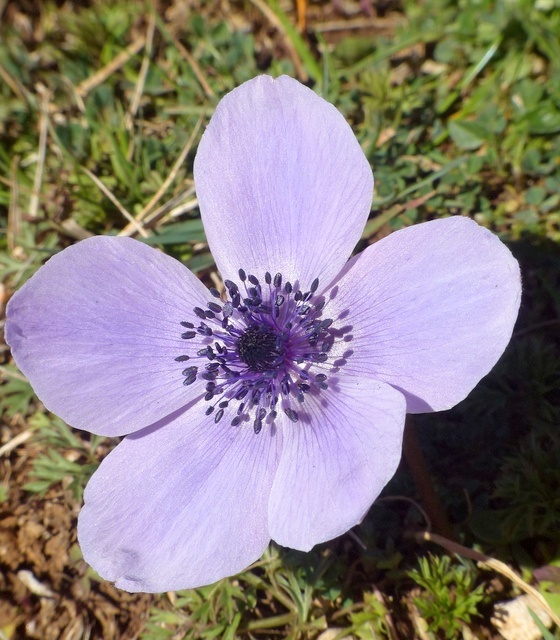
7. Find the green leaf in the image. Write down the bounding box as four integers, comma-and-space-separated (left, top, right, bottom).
527, 608, 556, 640
141, 219, 206, 246
448, 120, 490, 150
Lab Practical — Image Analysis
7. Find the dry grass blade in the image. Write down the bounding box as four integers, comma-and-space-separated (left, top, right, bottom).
82, 167, 148, 237
0, 60, 27, 102
126, 12, 156, 141
119, 115, 203, 237
7, 156, 20, 252
168, 31, 215, 98
76, 36, 145, 98
28, 87, 50, 219
0, 430, 32, 457
132, 187, 197, 233
248, 0, 308, 81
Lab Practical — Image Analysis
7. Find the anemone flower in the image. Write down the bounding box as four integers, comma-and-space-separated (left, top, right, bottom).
5, 75, 521, 593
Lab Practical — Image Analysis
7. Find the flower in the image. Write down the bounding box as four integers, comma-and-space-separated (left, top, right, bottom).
5, 75, 521, 593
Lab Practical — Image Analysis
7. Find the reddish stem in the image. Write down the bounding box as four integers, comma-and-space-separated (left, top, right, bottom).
402, 416, 455, 541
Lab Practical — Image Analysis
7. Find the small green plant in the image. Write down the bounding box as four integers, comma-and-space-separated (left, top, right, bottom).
23, 412, 106, 500
409, 554, 486, 639
494, 427, 560, 540
349, 591, 391, 639
0, 365, 35, 417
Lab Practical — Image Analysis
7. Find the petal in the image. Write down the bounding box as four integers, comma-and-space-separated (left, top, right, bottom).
194, 75, 373, 289
268, 377, 406, 551
78, 406, 281, 592
5, 237, 214, 436
327, 216, 521, 412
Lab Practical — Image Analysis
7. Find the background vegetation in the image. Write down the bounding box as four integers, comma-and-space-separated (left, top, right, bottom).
1, 0, 560, 638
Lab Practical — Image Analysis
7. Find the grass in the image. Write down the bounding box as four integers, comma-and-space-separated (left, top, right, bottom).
1, 0, 560, 638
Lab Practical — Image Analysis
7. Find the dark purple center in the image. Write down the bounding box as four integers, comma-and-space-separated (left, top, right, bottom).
175, 270, 336, 433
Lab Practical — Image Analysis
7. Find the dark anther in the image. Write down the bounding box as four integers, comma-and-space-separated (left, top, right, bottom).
248, 274, 259, 286
207, 302, 222, 313
215, 409, 224, 423
204, 310, 215, 319
238, 269, 247, 281
285, 282, 293, 294
315, 374, 327, 381
175, 355, 190, 362
183, 371, 197, 386
205, 406, 214, 415
182, 366, 198, 377
181, 331, 196, 339
275, 294, 284, 306
193, 307, 206, 319
224, 280, 238, 295
231, 416, 241, 426
180, 321, 194, 328
210, 288, 221, 298
265, 272, 272, 284
273, 273, 282, 288
311, 278, 319, 293
197, 325, 213, 337
284, 408, 299, 422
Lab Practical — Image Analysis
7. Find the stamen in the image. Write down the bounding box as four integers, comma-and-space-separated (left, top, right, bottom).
284, 407, 299, 422
175, 270, 340, 434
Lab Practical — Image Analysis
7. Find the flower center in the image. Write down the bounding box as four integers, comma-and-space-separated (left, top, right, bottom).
175, 270, 336, 433
237, 325, 284, 372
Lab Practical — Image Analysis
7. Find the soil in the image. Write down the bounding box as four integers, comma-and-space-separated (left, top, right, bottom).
0, 417, 153, 640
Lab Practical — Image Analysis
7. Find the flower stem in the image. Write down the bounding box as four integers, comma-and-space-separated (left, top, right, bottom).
402, 416, 455, 540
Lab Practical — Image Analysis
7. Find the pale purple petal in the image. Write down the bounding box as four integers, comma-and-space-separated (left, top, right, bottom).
326, 216, 522, 412
5, 237, 213, 436
78, 407, 281, 592
194, 75, 373, 288
268, 378, 406, 551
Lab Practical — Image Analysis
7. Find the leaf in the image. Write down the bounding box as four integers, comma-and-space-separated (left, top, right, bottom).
527, 608, 556, 640
141, 219, 206, 245
448, 120, 490, 150
524, 104, 560, 135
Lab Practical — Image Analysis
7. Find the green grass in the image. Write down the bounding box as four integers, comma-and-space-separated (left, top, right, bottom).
1, 0, 560, 637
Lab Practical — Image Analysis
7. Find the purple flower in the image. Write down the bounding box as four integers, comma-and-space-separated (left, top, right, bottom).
5, 75, 521, 593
